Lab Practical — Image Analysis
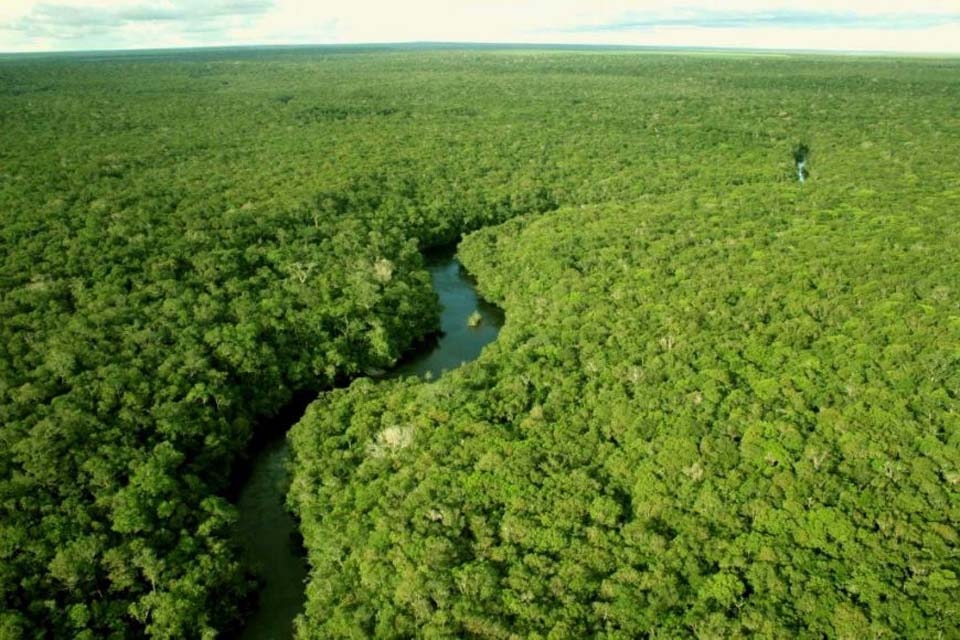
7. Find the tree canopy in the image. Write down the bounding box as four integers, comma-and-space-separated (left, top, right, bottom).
1, 47, 958, 637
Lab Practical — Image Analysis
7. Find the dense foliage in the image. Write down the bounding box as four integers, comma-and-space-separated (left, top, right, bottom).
292, 187, 960, 637
2, 47, 958, 637
287, 51, 960, 638
0, 48, 557, 637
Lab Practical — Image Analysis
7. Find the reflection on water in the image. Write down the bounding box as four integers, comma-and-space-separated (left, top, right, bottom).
387, 245, 503, 381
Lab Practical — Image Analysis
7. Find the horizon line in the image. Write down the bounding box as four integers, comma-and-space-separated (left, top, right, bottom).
1, 40, 959, 59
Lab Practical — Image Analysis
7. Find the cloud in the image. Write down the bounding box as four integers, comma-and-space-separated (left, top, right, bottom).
6, 0, 272, 42
28, 0, 271, 24
1, 0, 959, 53
562, 10, 960, 33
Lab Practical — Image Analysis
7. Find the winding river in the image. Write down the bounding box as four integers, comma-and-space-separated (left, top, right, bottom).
232, 245, 503, 639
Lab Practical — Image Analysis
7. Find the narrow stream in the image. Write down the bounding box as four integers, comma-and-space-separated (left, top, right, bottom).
386, 244, 504, 380
233, 436, 307, 640
232, 245, 503, 639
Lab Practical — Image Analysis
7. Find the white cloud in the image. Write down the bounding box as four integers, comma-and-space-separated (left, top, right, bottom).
1, 0, 959, 53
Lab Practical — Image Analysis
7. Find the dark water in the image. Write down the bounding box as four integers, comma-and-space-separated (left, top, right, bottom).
233, 247, 503, 639
234, 437, 307, 640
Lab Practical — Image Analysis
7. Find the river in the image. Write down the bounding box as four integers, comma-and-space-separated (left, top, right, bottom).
232, 245, 503, 639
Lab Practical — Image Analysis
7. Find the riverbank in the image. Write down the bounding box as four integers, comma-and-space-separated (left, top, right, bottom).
231, 246, 504, 639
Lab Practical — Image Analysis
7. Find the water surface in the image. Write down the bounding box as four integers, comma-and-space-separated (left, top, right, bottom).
234, 438, 307, 640
387, 245, 503, 380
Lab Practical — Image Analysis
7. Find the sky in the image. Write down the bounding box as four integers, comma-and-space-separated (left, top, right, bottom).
1, 0, 959, 54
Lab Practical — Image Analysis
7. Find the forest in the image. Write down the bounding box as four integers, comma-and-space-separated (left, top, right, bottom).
1, 46, 958, 638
